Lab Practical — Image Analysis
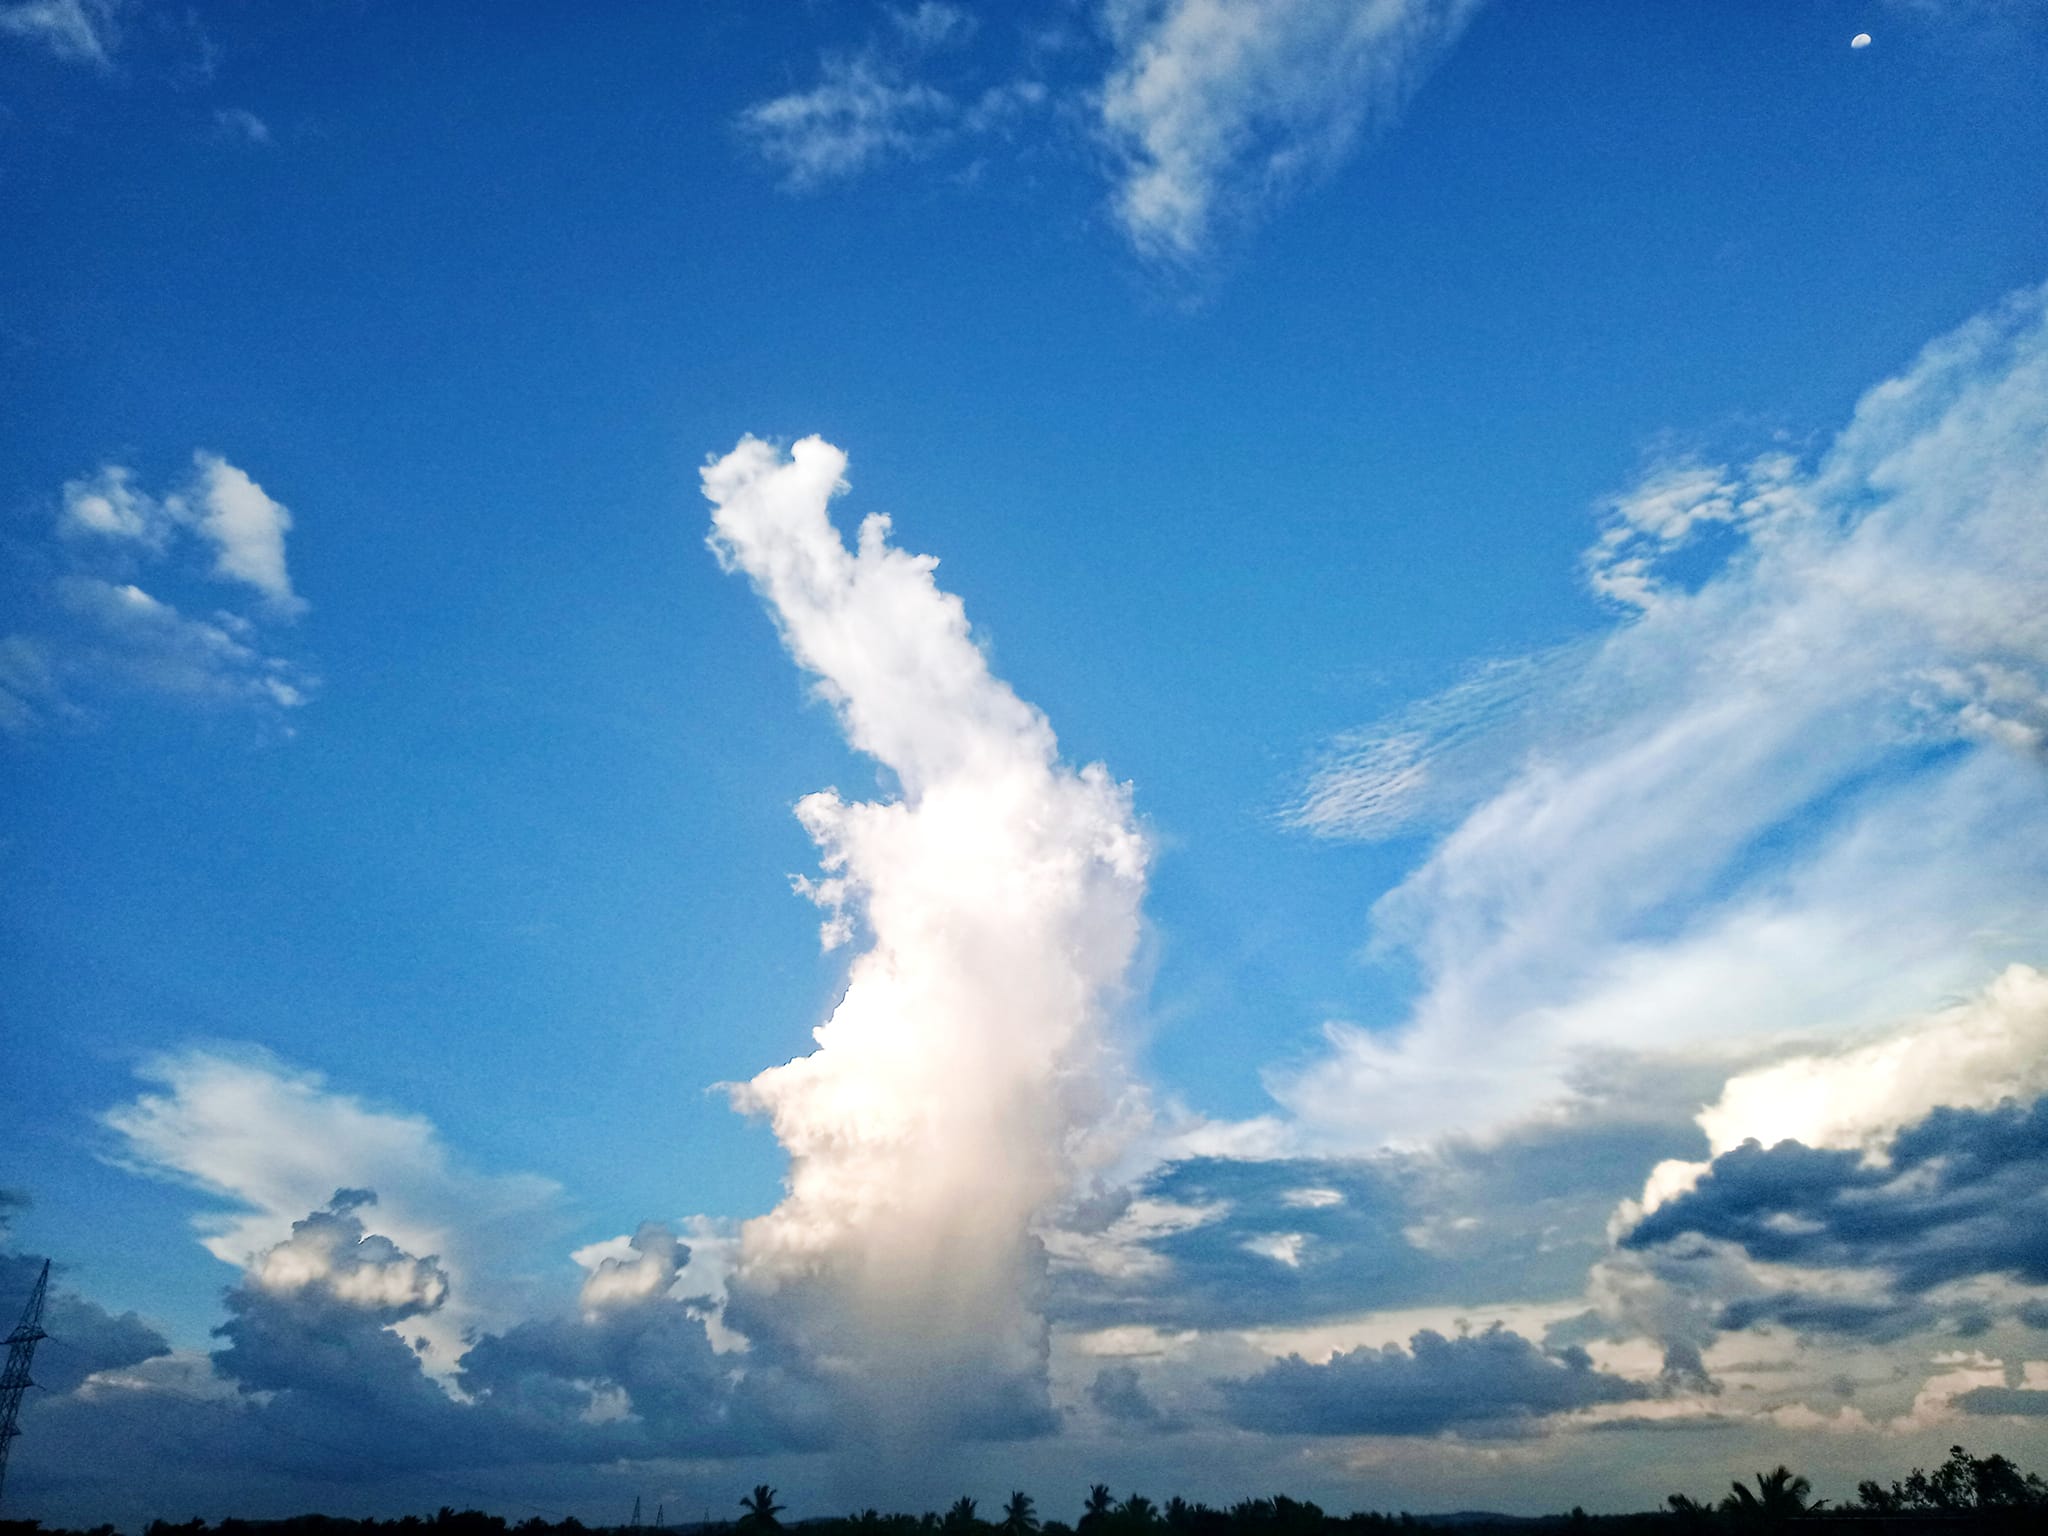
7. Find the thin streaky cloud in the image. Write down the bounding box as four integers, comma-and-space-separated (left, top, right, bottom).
1276, 281, 2048, 1148
0, 0, 119, 67
1098, 0, 1485, 260
737, 55, 955, 189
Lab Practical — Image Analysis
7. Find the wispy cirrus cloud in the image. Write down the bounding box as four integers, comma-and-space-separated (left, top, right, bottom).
1276, 280, 2048, 1147
0, 0, 121, 67
735, 1, 1480, 262
739, 56, 956, 189
1098, 0, 1483, 261
734, 2, 1031, 191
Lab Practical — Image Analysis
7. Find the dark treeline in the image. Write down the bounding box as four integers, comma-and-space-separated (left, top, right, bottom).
2, 1445, 2042, 1536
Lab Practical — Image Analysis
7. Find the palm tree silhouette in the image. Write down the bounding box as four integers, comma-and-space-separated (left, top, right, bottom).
1118, 1497, 1158, 1528
1722, 1467, 1822, 1531
944, 1500, 980, 1534
1001, 1494, 1039, 1536
1080, 1487, 1116, 1531
739, 1487, 785, 1531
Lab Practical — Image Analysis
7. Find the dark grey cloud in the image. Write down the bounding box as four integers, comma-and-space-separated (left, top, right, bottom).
1087, 1363, 1175, 1429
20, 1195, 822, 1502
1218, 1324, 1649, 1438
460, 1223, 829, 1459
1956, 1387, 2048, 1417
1712, 1293, 1933, 1343
2018, 1298, 2048, 1329
1053, 1124, 1693, 1333
1623, 1095, 2048, 1299
0, 1194, 171, 1394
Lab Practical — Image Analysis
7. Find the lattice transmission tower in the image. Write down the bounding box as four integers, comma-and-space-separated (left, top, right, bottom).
0, 1258, 51, 1510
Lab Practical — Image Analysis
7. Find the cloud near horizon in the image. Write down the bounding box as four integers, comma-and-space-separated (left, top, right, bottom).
19, 282, 2048, 1511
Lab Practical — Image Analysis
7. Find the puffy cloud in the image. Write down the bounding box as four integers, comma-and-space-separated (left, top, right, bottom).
1098, 0, 1483, 259
1087, 1362, 1175, 1428
0, 0, 119, 66
1624, 1095, 2048, 1299
212, 1191, 452, 1397
60, 464, 172, 549
240, 1190, 450, 1320
102, 1049, 564, 1371
1219, 1324, 1648, 1437
1633, 964, 2048, 1219
188, 452, 306, 615
1277, 280, 2048, 1147
1694, 964, 2048, 1161
575, 1219, 686, 1311
702, 435, 1150, 1444
6, 453, 313, 732
457, 1220, 803, 1459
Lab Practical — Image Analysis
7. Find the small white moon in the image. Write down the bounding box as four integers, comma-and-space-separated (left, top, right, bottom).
1851, 33, 1872, 48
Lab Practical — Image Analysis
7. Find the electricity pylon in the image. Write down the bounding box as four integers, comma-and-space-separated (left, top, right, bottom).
0, 1259, 51, 1509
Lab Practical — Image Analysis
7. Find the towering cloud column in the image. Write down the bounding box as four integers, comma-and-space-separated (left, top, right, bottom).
702, 436, 1150, 1443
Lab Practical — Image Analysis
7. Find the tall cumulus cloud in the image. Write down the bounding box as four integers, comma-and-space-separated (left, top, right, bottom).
701, 435, 1151, 1445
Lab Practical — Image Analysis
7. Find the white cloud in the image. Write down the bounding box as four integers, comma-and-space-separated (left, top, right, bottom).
1278, 281, 2048, 1148
1242, 1231, 1307, 1268
212, 108, 272, 146
54, 576, 310, 712
189, 451, 306, 615
7, 453, 314, 732
1098, 0, 1483, 259
250, 1191, 451, 1316
737, 56, 954, 189
0, 634, 72, 734
0, 0, 120, 67
888, 2, 975, 52
60, 464, 172, 549
1696, 963, 2048, 1159
102, 1049, 563, 1369
702, 435, 1151, 1440
1632, 963, 2048, 1217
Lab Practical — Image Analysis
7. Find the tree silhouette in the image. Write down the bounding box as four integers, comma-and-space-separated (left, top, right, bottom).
1080, 1487, 1116, 1532
739, 1488, 786, 1532
1118, 1497, 1158, 1529
1001, 1493, 1039, 1536
1664, 1493, 1716, 1535
943, 1500, 980, 1535
1856, 1444, 2048, 1513
1721, 1467, 1820, 1531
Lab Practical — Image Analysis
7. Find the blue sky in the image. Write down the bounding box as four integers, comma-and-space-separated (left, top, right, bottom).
4, 0, 2048, 1526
